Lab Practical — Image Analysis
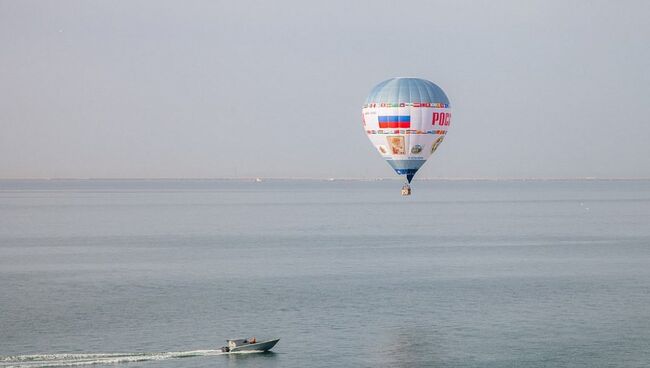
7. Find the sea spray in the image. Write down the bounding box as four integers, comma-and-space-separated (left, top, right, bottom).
0, 350, 223, 368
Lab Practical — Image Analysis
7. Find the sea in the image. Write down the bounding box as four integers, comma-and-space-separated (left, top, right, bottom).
1, 179, 649, 368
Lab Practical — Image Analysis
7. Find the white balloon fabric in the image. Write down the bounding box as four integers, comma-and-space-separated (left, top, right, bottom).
362, 78, 451, 183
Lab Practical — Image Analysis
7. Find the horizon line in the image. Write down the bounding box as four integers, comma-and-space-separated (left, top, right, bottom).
1, 176, 649, 181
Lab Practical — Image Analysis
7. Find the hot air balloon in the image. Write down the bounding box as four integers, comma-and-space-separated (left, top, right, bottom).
362, 78, 451, 195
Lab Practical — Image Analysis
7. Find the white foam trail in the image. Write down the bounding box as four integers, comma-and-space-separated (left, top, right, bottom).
0, 350, 224, 368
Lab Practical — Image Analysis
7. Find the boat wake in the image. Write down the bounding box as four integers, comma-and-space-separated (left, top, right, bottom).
0, 350, 225, 368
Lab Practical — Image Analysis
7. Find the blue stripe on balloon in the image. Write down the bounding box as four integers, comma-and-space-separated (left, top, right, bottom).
365, 78, 450, 105
378, 115, 410, 123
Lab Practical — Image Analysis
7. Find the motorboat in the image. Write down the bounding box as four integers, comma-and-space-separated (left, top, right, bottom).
220, 338, 279, 353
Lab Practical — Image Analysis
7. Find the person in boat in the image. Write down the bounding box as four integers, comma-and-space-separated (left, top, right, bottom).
249, 337, 256, 344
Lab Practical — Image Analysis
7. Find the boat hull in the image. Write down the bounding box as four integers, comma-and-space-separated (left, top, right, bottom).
229, 339, 279, 352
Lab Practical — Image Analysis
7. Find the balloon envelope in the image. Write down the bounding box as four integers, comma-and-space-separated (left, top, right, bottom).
362, 78, 451, 182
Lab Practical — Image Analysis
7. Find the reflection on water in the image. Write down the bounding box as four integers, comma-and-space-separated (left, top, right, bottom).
225, 351, 278, 368
377, 327, 446, 368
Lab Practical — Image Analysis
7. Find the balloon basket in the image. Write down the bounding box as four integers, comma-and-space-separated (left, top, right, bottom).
401, 184, 412, 196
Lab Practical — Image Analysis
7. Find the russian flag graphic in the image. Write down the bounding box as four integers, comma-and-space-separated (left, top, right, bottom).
378, 115, 410, 129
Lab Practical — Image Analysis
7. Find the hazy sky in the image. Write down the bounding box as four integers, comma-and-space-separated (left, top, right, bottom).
1, 0, 649, 179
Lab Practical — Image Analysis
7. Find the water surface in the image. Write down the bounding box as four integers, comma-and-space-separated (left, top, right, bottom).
1, 179, 649, 367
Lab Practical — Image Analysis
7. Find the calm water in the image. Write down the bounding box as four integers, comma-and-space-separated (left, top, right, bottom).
1, 179, 649, 368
